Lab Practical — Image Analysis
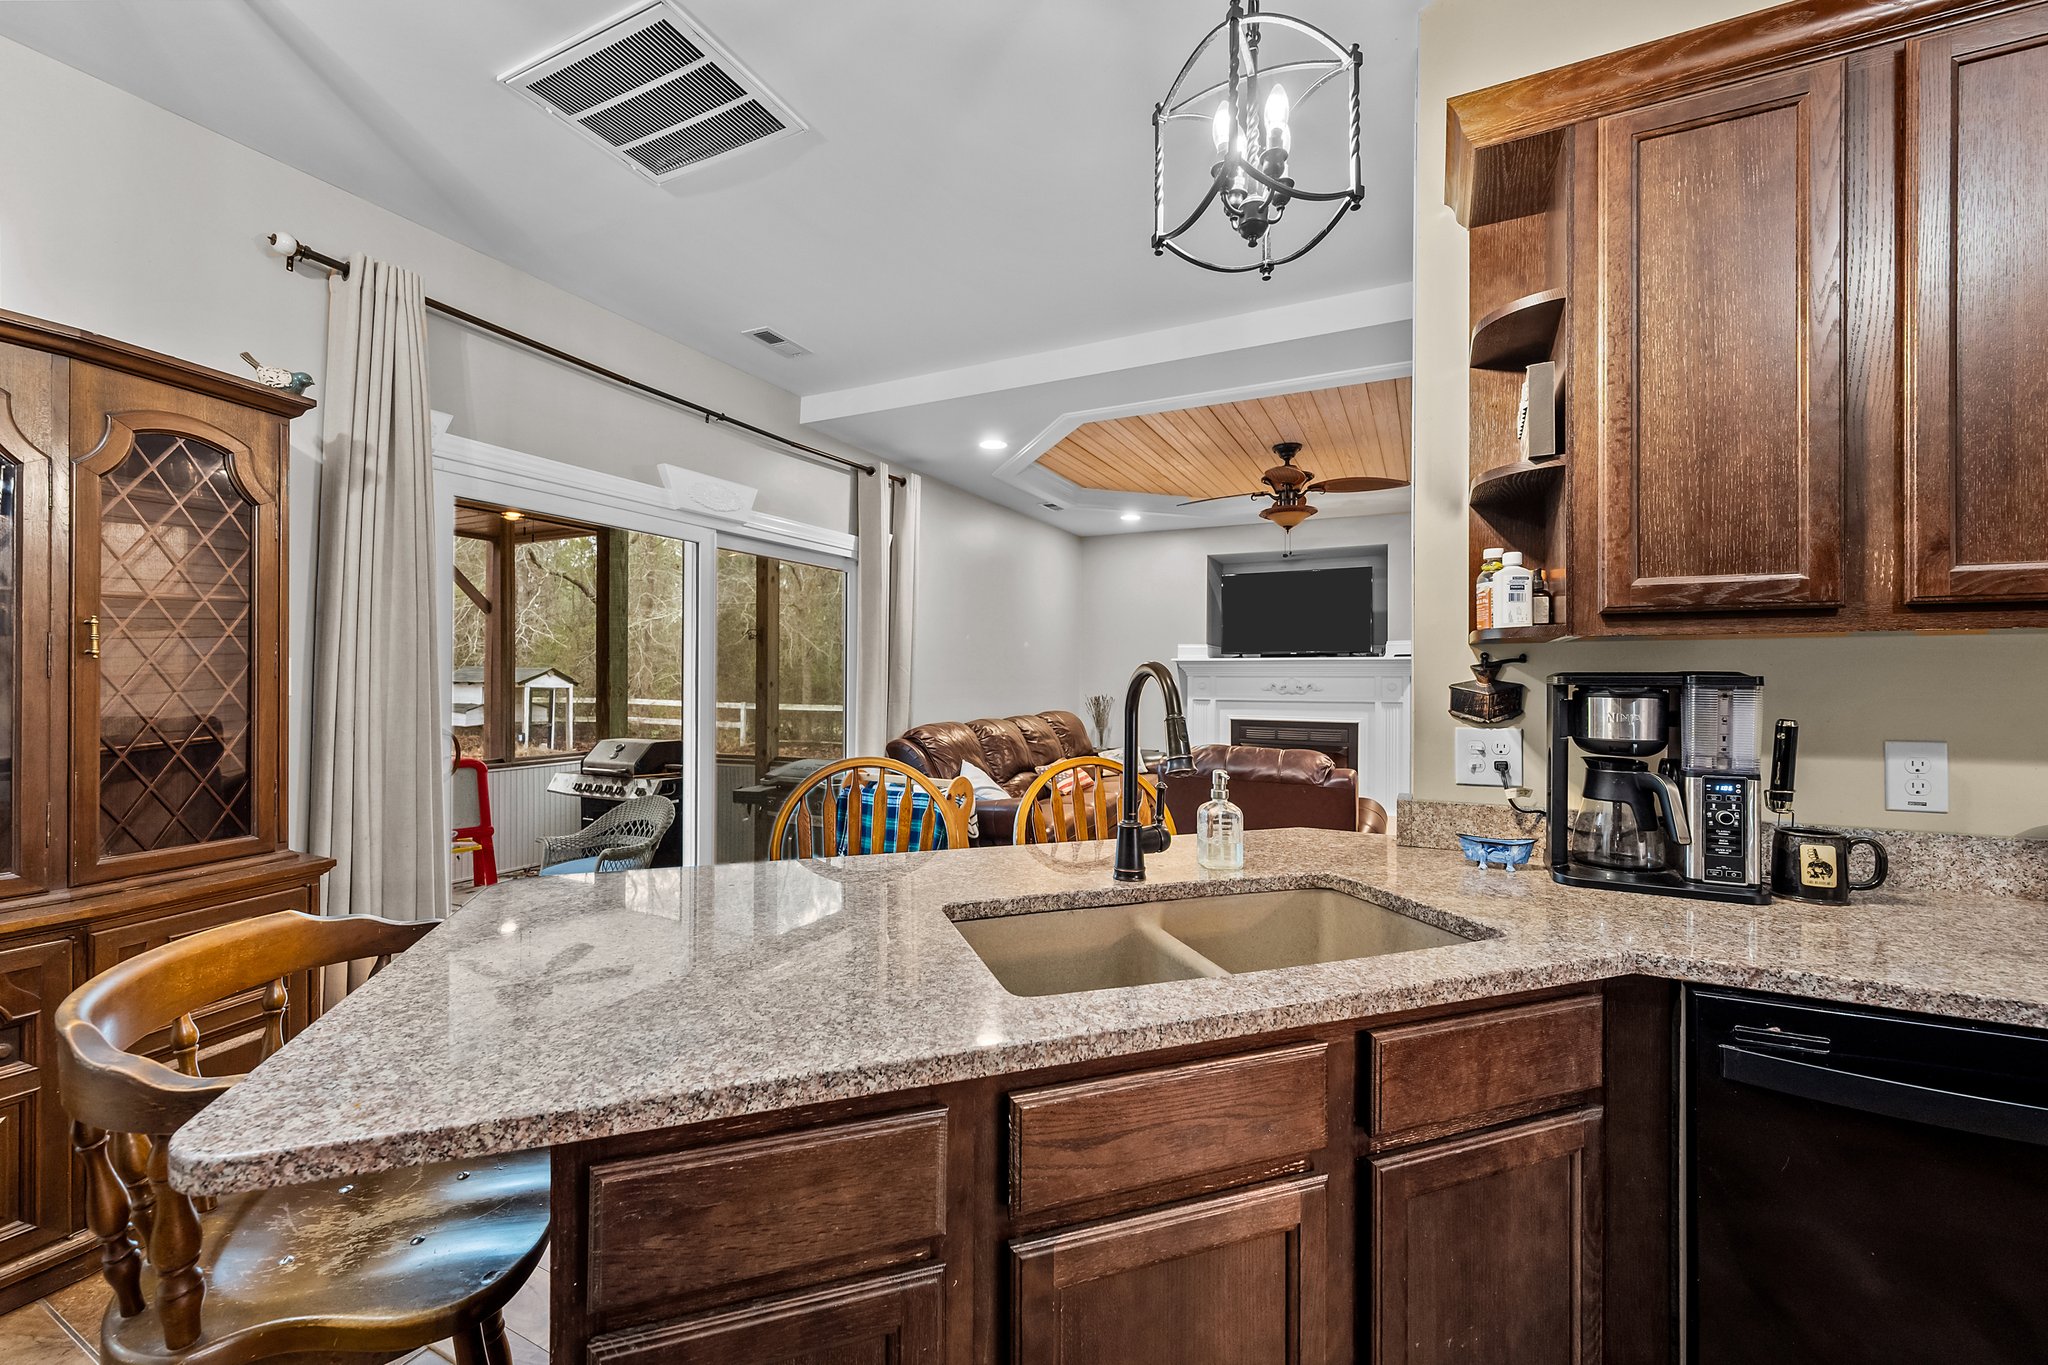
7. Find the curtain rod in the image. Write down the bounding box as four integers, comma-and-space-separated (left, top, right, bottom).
267, 234, 891, 482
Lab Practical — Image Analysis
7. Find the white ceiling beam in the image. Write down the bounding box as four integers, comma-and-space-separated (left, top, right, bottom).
799, 282, 1414, 424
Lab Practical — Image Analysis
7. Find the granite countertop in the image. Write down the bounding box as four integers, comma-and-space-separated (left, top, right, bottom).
168, 831, 2048, 1196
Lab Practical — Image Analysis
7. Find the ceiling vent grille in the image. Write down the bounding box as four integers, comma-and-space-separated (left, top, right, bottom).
503, 4, 804, 183
743, 327, 812, 359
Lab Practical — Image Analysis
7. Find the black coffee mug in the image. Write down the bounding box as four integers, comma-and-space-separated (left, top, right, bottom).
1771, 826, 1888, 904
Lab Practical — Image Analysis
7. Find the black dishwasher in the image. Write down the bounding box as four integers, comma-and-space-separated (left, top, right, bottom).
1688, 987, 2048, 1363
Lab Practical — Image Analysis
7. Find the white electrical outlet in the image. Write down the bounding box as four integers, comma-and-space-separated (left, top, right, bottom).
1884, 740, 1950, 813
1455, 725, 1523, 789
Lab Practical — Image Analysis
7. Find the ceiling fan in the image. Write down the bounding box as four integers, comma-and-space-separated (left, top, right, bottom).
1179, 442, 1403, 550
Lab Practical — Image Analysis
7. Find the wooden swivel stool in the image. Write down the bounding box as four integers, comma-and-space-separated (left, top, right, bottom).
55, 910, 550, 1365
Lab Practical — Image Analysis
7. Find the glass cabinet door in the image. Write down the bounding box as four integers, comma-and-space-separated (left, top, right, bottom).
1, 464, 18, 868
72, 400, 278, 883
0, 350, 55, 901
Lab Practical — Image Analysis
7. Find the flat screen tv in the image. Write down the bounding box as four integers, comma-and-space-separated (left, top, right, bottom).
1218, 566, 1376, 656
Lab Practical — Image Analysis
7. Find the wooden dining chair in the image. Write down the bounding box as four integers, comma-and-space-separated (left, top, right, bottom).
1012, 755, 1174, 845
55, 910, 551, 1365
768, 757, 973, 859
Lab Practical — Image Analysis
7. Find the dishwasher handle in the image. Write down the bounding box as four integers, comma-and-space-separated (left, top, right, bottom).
1719, 1043, 2048, 1148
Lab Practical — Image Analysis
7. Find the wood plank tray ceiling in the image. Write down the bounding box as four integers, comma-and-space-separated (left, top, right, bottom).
1036, 378, 1412, 501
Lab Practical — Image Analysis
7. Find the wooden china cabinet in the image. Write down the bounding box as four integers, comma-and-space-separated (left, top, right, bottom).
0, 309, 330, 1312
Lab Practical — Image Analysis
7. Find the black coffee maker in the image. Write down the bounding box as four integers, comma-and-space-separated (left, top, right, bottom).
1548, 672, 1771, 904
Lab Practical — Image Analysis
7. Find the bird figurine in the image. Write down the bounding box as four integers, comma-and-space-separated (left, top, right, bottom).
240, 351, 314, 395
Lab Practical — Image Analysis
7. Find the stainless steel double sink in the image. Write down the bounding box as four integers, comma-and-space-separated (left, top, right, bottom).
951, 887, 1475, 997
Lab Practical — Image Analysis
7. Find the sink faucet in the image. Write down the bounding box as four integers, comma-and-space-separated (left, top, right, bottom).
1114, 661, 1195, 882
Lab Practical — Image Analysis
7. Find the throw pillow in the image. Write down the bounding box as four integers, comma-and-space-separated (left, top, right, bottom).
956, 760, 1010, 801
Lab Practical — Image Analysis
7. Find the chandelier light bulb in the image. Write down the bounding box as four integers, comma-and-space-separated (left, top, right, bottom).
1211, 100, 1233, 156
1264, 85, 1291, 153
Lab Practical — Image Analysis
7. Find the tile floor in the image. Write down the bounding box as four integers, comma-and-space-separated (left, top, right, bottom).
0, 1253, 552, 1364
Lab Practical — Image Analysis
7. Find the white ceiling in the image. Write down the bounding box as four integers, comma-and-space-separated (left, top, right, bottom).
0, 0, 1421, 533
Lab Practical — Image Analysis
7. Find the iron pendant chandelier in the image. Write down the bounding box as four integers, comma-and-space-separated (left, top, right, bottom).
1152, 0, 1364, 279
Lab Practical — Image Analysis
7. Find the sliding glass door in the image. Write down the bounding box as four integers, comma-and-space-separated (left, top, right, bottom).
714, 547, 848, 861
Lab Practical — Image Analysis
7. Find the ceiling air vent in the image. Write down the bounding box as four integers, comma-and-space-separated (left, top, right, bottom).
502, 3, 804, 183
743, 326, 811, 359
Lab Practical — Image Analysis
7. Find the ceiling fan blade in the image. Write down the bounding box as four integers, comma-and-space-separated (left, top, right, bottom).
1307, 476, 1406, 494
1176, 491, 1273, 507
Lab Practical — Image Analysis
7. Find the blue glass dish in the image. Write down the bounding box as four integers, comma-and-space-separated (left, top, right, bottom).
1456, 833, 1537, 871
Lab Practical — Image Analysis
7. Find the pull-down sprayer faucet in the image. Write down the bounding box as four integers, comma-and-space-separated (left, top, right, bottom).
1114, 662, 1195, 882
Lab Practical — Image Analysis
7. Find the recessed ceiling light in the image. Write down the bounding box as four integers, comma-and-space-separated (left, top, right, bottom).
1121, 511, 1142, 523
978, 436, 1008, 451
501, 509, 524, 522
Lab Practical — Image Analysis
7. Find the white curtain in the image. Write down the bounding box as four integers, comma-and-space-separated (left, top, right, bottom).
854, 464, 920, 753
306, 254, 448, 943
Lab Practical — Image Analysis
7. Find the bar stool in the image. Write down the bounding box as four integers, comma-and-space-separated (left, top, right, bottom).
55, 910, 550, 1365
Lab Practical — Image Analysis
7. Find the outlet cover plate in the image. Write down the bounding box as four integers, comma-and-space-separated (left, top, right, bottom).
1884, 740, 1950, 813
1455, 725, 1523, 789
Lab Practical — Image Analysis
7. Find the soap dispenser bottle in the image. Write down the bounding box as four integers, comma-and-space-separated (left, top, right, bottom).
1197, 769, 1245, 871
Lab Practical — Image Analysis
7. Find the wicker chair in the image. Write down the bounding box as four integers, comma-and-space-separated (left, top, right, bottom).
538, 794, 675, 873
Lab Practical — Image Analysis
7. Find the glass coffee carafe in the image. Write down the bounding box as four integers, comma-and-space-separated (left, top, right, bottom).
1569, 758, 1686, 872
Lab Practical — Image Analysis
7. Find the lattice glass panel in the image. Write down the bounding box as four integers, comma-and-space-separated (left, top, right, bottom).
0, 462, 16, 874
96, 433, 254, 856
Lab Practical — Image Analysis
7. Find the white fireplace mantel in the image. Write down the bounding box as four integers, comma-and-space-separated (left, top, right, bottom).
1174, 651, 1413, 816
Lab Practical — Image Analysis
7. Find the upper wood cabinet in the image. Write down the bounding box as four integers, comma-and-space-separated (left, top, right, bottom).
1903, 5, 2048, 603
1452, 0, 2048, 640
1595, 63, 1847, 614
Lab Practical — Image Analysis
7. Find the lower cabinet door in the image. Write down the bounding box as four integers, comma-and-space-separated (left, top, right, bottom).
0, 938, 80, 1276
586, 1265, 944, 1365
1010, 1175, 1328, 1365
1369, 1108, 1601, 1365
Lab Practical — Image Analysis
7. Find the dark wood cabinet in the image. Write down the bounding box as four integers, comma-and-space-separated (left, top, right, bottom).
1369, 1110, 1602, 1365
551, 990, 1657, 1365
0, 309, 327, 1311
1595, 63, 1847, 614
1452, 0, 2048, 639
0, 938, 79, 1289
1010, 1176, 1329, 1365
1903, 5, 2048, 603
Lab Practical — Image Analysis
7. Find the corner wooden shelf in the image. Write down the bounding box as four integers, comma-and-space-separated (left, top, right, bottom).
1470, 625, 1572, 645
1469, 458, 1564, 516
1469, 289, 1566, 371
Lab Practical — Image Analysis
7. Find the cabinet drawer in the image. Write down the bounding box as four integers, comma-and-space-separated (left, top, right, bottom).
89, 889, 313, 1073
1368, 995, 1602, 1147
87, 888, 311, 973
1008, 1043, 1328, 1219
586, 1108, 947, 1321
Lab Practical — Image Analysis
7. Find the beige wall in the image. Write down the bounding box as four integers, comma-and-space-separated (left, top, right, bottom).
909, 478, 1084, 725
1415, 0, 2048, 837
0, 37, 1101, 846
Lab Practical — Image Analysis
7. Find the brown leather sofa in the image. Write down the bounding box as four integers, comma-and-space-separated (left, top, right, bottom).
1161, 744, 1383, 834
887, 710, 1098, 844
